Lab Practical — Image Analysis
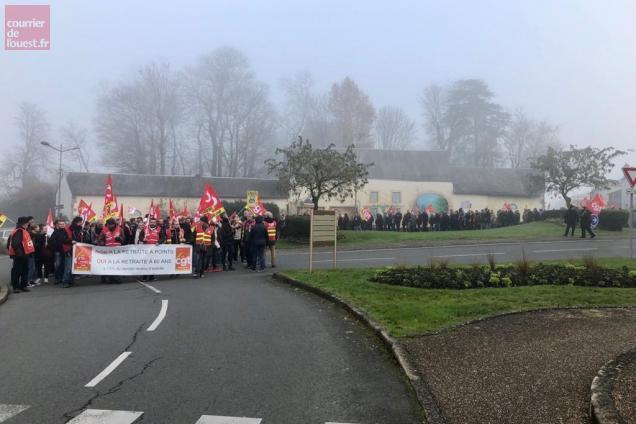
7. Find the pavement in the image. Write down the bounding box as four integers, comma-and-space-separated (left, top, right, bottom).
0, 236, 633, 424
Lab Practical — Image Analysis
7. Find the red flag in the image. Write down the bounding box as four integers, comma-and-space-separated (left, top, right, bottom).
102, 174, 118, 220
197, 182, 225, 218
148, 200, 156, 219
360, 207, 372, 221
169, 199, 177, 223
46, 209, 54, 236
78, 199, 97, 223
119, 202, 124, 224
180, 202, 190, 218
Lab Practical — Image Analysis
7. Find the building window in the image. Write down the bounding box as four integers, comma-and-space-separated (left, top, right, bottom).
391, 191, 401, 205
369, 191, 379, 203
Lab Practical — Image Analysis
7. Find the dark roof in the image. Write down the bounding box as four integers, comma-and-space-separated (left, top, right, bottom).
450, 167, 542, 197
354, 149, 451, 181
355, 149, 541, 197
65, 172, 287, 199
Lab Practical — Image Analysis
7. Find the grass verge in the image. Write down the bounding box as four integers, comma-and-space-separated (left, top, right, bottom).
283, 260, 636, 337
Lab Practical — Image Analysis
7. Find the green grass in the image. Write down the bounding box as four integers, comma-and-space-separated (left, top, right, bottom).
283, 263, 636, 337
278, 221, 626, 249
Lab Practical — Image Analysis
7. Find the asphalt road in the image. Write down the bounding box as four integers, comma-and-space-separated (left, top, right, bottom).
0, 236, 633, 424
280, 237, 635, 269
0, 256, 422, 424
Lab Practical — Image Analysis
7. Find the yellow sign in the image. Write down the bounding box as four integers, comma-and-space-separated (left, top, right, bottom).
246, 191, 259, 208
0, 214, 7, 228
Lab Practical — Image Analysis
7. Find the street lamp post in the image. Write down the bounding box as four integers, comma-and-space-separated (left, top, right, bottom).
41, 141, 79, 217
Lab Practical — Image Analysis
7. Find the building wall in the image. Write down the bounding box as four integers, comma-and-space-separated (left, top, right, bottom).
318, 179, 544, 215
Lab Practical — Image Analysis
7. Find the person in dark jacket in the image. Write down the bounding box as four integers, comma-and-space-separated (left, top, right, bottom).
580, 207, 596, 239
219, 217, 235, 270
32, 224, 47, 284
48, 219, 70, 285
8, 216, 34, 293
62, 216, 84, 287
250, 215, 268, 271
563, 205, 579, 237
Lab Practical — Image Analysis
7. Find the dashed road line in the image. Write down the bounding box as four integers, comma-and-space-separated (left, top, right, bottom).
431, 252, 506, 258
532, 248, 598, 253
195, 416, 262, 424
147, 299, 168, 332
85, 352, 132, 388
137, 280, 161, 294
67, 409, 143, 423
0, 404, 29, 422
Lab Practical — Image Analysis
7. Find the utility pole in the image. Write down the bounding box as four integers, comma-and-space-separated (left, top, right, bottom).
41, 141, 80, 217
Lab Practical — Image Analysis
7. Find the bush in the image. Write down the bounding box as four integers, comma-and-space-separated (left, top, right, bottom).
370, 263, 636, 289
598, 209, 628, 231
281, 215, 310, 240
542, 209, 566, 221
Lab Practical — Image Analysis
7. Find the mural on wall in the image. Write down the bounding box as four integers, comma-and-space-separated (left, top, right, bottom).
415, 193, 448, 214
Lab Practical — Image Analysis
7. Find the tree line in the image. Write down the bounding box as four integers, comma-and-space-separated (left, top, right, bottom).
5, 46, 567, 194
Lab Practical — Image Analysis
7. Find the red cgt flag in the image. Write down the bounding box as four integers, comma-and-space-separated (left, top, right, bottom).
102, 174, 119, 220
197, 182, 225, 218
78, 199, 97, 223
46, 208, 54, 236
169, 199, 177, 223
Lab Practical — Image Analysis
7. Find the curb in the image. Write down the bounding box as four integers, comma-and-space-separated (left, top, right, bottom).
272, 273, 446, 424
590, 348, 636, 424
0, 283, 9, 306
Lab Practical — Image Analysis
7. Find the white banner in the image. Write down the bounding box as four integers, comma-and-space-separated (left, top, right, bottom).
72, 243, 193, 275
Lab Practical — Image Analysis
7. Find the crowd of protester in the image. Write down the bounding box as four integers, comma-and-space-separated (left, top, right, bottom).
6, 211, 281, 294
338, 208, 546, 232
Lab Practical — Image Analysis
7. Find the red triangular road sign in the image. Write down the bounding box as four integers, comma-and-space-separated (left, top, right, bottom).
623, 167, 636, 187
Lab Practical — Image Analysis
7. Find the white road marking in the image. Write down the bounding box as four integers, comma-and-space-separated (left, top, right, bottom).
195, 416, 262, 424
313, 257, 395, 263
147, 299, 168, 332
85, 352, 132, 388
137, 280, 161, 294
431, 252, 506, 258
532, 248, 599, 253
325, 422, 358, 424
67, 409, 143, 424
0, 404, 29, 422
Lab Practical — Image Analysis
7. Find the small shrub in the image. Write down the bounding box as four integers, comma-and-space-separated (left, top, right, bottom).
598, 209, 628, 231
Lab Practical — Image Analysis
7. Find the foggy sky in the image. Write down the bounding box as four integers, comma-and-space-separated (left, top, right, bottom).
1, 0, 635, 175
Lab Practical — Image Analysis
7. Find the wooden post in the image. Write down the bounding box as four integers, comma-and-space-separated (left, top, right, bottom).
309, 209, 314, 273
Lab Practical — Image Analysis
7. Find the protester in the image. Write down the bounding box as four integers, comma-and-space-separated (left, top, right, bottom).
219, 216, 235, 271
7, 217, 35, 293
32, 224, 47, 285
231, 215, 243, 262
264, 212, 277, 268
48, 219, 70, 286
580, 207, 596, 239
139, 217, 164, 281
193, 216, 212, 278
251, 215, 268, 272
97, 218, 124, 283
563, 205, 579, 237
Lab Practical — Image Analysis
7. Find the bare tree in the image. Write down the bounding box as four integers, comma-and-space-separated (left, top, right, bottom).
185, 47, 276, 177
327, 77, 376, 148
280, 70, 317, 140
60, 122, 91, 171
4, 102, 50, 191
374, 106, 416, 150
95, 62, 181, 174
503, 109, 560, 168
419, 83, 448, 151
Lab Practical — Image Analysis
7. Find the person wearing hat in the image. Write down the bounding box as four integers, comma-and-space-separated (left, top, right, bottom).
7, 216, 35, 293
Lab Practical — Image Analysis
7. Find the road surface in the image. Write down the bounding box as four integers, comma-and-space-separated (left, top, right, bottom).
0, 236, 631, 423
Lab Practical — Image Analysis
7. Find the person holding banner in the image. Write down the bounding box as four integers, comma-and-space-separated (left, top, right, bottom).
139, 217, 165, 281
97, 218, 125, 284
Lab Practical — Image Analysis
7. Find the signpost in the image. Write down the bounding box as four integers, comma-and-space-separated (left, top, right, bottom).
309, 210, 337, 273
623, 167, 636, 259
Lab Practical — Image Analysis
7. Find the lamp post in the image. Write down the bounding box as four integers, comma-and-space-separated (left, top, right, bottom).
41, 141, 79, 217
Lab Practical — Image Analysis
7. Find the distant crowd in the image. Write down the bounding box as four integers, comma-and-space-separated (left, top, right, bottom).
339, 208, 546, 232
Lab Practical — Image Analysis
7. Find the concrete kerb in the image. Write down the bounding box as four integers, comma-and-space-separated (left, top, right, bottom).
0, 282, 9, 306
590, 348, 636, 424
272, 273, 446, 424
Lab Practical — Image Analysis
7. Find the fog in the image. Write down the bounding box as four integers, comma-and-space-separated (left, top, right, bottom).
2, 0, 636, 177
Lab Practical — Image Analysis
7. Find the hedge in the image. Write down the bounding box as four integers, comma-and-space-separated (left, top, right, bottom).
280, 215, 310, 241
598, 209, 628, 231
370, 263, 636, 289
